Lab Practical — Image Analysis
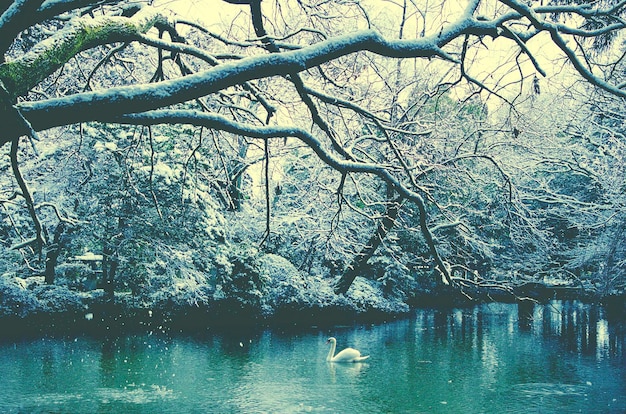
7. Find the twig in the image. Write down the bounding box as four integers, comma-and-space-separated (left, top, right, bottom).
259, 138, 271, 246
10, 137, 46, 253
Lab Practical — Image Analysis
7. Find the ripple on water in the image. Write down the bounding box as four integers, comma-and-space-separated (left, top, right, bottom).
512, 382, 590, 404
97, 384, 175, 404
10, 384, 175, 413
501, 382, 592, 413
512, 382, 590, 397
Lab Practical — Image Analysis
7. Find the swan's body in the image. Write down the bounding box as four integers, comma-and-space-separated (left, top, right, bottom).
326, 337, 369, 363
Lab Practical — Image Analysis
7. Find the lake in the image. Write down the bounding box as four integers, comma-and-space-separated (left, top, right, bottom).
0, 300, 624, 413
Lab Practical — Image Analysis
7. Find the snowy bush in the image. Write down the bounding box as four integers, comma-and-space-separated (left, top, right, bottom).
149, 271, 212, 309
212, 244, 270, 308
260, 254, 336, 314
0, 275, 40, 317
346, 278, 409, 314
260, 254, 307, 306
0, 249, 24, 276
56, 262, 98, 291
259, 254, 409, 316
371, 256, 418, 300
32, 283, 85, 313
0, 275, 92, 317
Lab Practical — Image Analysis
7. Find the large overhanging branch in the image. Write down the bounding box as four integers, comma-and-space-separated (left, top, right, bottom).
105, 109, 453, 284
1, 2, 143, 59
3, 0, 623, 145
11, 30, 456, 141
7, 0, 516, 145
1, 0, 624, 145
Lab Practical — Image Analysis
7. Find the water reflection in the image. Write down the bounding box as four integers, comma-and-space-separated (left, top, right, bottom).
327, 360, 369, 381
0, 300, 623, 413
525, 301, 625, 361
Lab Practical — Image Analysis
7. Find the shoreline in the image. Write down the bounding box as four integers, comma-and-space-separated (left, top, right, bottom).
2, 294, 622, 341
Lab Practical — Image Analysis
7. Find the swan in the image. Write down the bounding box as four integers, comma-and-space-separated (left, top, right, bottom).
326, 337, 369, 363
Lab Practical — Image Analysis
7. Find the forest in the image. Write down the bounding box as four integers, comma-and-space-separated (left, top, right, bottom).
1, 0, 626, 329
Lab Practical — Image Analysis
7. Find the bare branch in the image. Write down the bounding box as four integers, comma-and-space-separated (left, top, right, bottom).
108, 109, 453, 285
500, 0, 626, 97
36, 202, 83, 225
10, 137, 46, 252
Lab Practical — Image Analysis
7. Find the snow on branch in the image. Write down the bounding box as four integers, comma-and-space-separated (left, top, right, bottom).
106, 108, 453, 284
2, 0, 624, 147
0, 0, 41, 34
0, 4, 171, 99
0, 0, 44, 52
13, 24, 484, 142
500, 0, 626, 97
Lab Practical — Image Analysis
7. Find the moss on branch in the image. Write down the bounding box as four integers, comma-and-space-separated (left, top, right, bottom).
0, 6, 170, 100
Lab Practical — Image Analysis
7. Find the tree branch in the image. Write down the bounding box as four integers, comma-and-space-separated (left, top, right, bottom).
0, 4, 170, 99
248, 0, 351, 160
0, 0, 46, 59
500, 0, 626, 97
106, 108, 453, 285
13, 27, 471, 145
259, 138, 271, 246
10, 137, 46, 253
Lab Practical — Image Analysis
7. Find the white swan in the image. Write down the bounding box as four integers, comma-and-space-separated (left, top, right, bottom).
326, 337, 369, 363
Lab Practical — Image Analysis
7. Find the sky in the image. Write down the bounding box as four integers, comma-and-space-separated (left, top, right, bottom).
156, 0, 574, 97
147, 0, 581, 194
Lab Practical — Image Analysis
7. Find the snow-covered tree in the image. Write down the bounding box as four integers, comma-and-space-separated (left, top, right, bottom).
2, 0, 626, 302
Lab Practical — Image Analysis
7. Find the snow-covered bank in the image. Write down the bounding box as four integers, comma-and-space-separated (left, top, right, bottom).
0, 255, 409, 337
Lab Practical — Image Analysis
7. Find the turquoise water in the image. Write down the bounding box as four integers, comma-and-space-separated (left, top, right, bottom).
0, 301, 624, 413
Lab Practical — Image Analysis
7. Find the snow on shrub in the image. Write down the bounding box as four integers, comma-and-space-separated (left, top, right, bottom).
33, 283, 85, 313
0, 274, 40, 317
0, 275, 91, 317
212, 244, 269, 308
346, 278, 409, 314
259, 254, 409, 315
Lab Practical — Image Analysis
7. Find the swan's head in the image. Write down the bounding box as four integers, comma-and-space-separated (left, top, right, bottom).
326, 337, 336, 344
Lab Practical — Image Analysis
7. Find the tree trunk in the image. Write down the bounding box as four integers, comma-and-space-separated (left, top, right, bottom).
228, 163, 247, 211
601, 223, 626, 295
44, 223, 65, 284
335, 194, 403, 295
102, 245, 118, 301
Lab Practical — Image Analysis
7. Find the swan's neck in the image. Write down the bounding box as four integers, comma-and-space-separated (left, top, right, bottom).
326, 340, 336, 361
